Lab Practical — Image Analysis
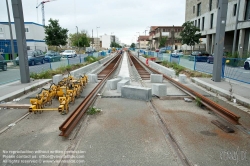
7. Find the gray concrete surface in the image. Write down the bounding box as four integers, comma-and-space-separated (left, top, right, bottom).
150, 74, 163, 83
121, 85, 152, 101
152, 83, 167, 97
0, 79, 51, 102
74, 98, 181, 166
107, 78, 122, 90
117, 79, 130, 93
152, 99, 250, 166
191, 77, 250, 108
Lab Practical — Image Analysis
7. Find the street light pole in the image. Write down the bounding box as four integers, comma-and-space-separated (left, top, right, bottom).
92, 29, 93, 50
6, 0, 15, 60
76, 26, 79, 52
96, 26, 100, 50
137, 32, 140, 49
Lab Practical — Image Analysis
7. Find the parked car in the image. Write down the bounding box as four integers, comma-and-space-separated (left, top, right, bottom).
159, 48, 167, 54
244, 57, 250, 70
189, 50, 210, 62
15, 49, 45, 66
207, 52, 228, 64
155, 49, 160, 52
171, 50, 184, 58
0, 55, 7, 71
44, 51, 61, 62
61, 50, 77, 58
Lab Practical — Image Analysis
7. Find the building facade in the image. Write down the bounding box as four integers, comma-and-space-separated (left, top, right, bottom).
137, 36, 149, 49
100, 34, 120, 49
148, 26, 183, 50
185, 0, 250, 56
0, 22, 47, 60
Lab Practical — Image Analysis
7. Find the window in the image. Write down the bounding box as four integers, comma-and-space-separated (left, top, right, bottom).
233, 4, 237, 16
210, 13, 214, 29
25, 28, 29, 32
193, 6, 195, 14
209, 0, 212, 11
197, 3, 201, 16
0, 27, 3, 32
195, 20, 197, 27
245, 0, 250, 20
202, 17, 205, 30
198, 19, 200, 29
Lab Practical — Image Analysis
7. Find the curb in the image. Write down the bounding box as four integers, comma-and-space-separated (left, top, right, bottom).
0, 79, 51, 102
191, 77, 250, 108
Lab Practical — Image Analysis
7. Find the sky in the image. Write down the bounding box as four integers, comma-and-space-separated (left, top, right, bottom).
0, 0, 186, 45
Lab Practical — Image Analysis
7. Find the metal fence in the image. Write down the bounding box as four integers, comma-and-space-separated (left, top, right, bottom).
143, 51, 250, 84
7, 52, 109, 74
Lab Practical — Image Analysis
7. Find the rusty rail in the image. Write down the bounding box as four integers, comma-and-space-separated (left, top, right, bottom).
59, 54, 123, 137
127, 51, 133, 66
128, 51, 240, 125
128, 53, 151, 80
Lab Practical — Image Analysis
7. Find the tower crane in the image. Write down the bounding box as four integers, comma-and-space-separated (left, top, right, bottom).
36, 0, 55, 26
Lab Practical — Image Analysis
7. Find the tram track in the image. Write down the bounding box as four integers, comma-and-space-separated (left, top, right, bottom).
59, 52, 123, 137
127, 51, 240, 125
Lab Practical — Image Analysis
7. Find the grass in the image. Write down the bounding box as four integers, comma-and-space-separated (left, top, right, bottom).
195, 97, 202, 107
30, 56, 103, 79
161, 60, 211, 77
87, 107, 101, 115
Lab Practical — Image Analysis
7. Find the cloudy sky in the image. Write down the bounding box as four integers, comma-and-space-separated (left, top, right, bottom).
0, 0, 186, 45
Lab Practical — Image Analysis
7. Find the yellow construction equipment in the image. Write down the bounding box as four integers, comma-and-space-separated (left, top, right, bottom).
58, 96, 70, 115
28, 74, 88, 115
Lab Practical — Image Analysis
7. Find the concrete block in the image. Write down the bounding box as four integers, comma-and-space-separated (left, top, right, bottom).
117, 79, 130, 93
150, 74, 163, 83
107, 78, 122, 90
152, 84, 167, 97
53, 74, 62, 84
179, 74, 187, 83
88, 74, 98, 83
121, 85, 152, 101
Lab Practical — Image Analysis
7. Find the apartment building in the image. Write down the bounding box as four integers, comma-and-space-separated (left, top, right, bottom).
100, 34, 120, 49
185, 0, 250, 55
0, 22, 47, 60
148, 26, 183, 50
90, 38, 101, 51
137, 36, 149, 49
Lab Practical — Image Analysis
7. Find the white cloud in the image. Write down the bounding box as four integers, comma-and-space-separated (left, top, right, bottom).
0, 0, 185, 45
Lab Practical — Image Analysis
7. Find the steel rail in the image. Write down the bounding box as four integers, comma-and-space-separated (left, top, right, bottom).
128, 53, 151, 80
59, 54, 123, 137
103, 52, 119, 66
128, 51, 240, 125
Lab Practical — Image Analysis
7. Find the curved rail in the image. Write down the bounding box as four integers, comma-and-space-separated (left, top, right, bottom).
59, 54, 123, 137
127, 51, 240, 125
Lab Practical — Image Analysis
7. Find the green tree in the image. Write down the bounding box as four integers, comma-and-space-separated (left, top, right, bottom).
180, 21, 201, 50
69, 30, 90, 49
44, 19, 68, 48
159, 37, 168, 48
130, 43, 135, 48
110, 42, 121, 48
